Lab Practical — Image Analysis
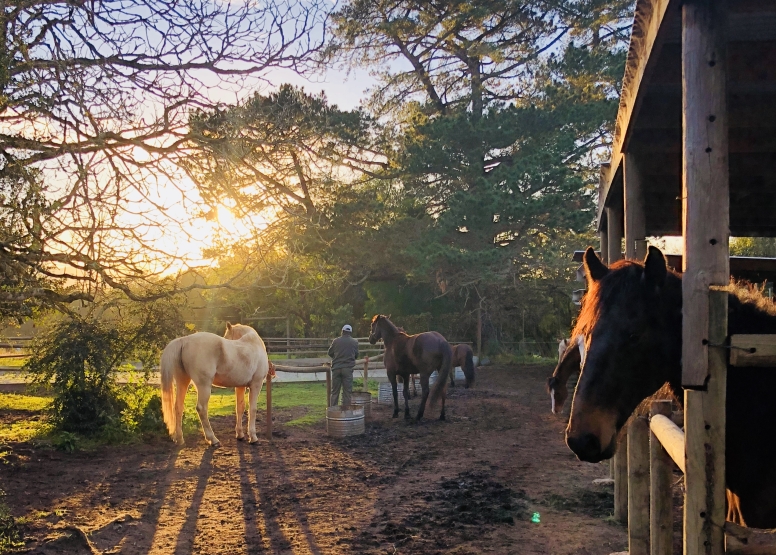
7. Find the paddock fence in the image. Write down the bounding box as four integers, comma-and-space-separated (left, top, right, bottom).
622, 335, 776, 555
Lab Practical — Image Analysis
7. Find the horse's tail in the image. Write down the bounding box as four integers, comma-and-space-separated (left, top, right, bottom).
160, 338, 184, 437
430, 343, 452, 406
463, 348, 475, 388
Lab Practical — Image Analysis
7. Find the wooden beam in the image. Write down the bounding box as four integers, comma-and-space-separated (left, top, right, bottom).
725, 522, 776, 555
730, 334, 776, 366
684, 290, 728, 555
614, 435, 629, 524
598, 0, 675, 227
628, 417, 650, 555
600, 229, 609, 266
649, 413, 686, 474
650, 401, 675, 555
607, 204, 624, 264
624, 153, 647, 259
681, 0, 730, 387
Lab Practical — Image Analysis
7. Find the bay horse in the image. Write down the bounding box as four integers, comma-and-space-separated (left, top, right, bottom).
450, 343, 475, 388
563, 246, 776, 527
369, 315, 452, 420
396, 326, 419, 398
160, 323, 270, 447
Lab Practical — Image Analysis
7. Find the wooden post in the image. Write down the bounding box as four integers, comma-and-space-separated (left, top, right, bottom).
265, 377, 272, 441
682, 0, 728, 553
624, 153, 647, 260
600, 229, 609, 265
628, 417, 650, 555
286, 317, 290, 359
685, 290, 727, 555
363, 356, 369, 392
650, 400, 673, 555
606, 204, 624, 264
326, 368, 332, 408
476, 306, 482, 360
614, 435, 629, 524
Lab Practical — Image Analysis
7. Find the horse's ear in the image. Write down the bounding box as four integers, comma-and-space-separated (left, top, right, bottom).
226, 322, 232, 330
583, 247, 608, 283
644, 246, 667, 288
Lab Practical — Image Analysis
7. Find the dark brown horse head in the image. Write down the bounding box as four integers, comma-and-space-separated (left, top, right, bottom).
369, 314, 397, 344
565, 246, 682, 463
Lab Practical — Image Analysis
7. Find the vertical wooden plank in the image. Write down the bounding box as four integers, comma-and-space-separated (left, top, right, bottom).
326, 368, 332, 408
650, 400, 673, 555
266, 376, 272, 441
600, 230, 609, 265
363, 357, 369, 393
614, 435, 629, 524
624, 153, 647, 260
684, 290, 727, 555
607, 205, 624, 264
681, 0, 729, 388
628, 417, 650, 555
682, 1, 728, 553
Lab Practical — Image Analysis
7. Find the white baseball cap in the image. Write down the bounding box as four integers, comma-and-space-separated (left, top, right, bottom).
342, 324, 353, 332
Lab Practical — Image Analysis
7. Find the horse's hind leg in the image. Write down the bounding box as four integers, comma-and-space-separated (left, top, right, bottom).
193, 382, 220, 448
403, 375, 411, 420
440, 391, 446, 421
235, 386, 246, 440
390, 375, 400, 418
173, 373, 191, 446
416, 374, 430, 421
247, 382, 261, 443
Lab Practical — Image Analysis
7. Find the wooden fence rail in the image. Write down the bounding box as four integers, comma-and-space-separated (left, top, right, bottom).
628, 399, 776, 554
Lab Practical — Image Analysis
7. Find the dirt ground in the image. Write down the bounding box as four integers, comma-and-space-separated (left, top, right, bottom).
0, 364, 627, 554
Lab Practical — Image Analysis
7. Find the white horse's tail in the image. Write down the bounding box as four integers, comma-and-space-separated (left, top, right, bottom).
160, 338, 184, 437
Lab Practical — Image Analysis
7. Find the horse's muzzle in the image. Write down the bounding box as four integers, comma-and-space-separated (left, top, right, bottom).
368, 334, 377, 345
566, 432, 615, 463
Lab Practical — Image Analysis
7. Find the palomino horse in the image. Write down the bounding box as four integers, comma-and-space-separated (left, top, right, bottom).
563, 246, 776, 527
160, 323, 270, 447
450, 343, 475, 388
369, 315, 452, 420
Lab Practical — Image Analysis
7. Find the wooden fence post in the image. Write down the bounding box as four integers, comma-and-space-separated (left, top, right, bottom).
265, 376, 272, 441
650, 400, 673, 555
628, 417, 650, 555
326, 368, 332, 408
614, 433, 629, 524
363, 357, 369, 392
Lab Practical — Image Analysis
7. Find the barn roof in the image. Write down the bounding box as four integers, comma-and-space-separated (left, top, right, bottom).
598, 0, 776, 237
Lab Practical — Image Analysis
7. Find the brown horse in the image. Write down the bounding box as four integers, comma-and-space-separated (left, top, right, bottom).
547, 337, 582, 414
369, 315, 452, 420
563, 246, 776, 527
451, 344, 475, 388
397, 326, 419, 398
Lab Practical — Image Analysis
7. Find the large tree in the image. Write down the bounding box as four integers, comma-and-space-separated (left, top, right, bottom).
330, 0, 629, 318
0, 0, 329, 319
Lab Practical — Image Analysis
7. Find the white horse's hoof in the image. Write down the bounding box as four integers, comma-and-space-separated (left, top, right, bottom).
210, 440, 221, 449
248, 437, 259, 444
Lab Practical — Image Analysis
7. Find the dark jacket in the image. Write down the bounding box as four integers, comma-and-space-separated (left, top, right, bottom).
328, 334, 359, 372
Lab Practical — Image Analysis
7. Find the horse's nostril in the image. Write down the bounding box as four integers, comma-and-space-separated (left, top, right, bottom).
567, 433, 602, 462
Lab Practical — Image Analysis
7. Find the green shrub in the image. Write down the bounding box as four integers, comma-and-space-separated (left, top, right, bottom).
24, 302, 185, 442
0, 491, 22, 554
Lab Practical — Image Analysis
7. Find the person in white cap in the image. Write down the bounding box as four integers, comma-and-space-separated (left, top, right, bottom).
327, 324, 359, 407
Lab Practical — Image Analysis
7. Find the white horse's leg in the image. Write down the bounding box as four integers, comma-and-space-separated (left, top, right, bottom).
193, 383, 220, 448
173, 373, 191, 446
247, 382, 262, 443
235, 386, 246, 440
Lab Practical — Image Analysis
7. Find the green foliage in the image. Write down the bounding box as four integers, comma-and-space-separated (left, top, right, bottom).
730, 237, 776, 258
23, 302, 184, 439
0, 492, 22, 555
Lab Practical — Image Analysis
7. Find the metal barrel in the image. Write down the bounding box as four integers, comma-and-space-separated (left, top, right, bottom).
350, 391, 372, 418
326, 405, 365, 438
377, 379, 422, 404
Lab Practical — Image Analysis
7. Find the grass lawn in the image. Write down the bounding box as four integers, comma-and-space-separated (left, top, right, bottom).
0, 379, 380, 443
